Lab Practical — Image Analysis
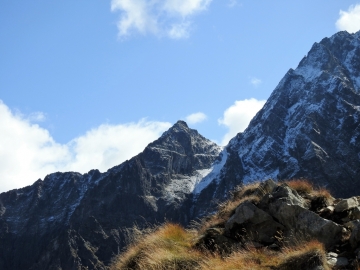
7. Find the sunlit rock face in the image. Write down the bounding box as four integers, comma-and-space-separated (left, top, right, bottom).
193, 31, 360, 215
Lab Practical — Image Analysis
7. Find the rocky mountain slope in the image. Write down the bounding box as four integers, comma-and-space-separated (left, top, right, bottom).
191, 30, 360, 218
111, 179, 360, 269
0, 121, 221, 269
0, 30, 359, 269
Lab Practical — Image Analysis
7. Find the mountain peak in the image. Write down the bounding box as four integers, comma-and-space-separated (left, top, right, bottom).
174, 120, 188, 127
166, 120, 189, 134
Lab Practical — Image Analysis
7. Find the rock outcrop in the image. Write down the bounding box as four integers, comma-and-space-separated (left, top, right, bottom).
197, 179, 360, 269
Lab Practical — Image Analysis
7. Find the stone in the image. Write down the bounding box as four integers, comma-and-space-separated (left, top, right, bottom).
334, 197, 359, 212
349, 220, 360, 248
268, 200, 343, 248
225, 201, 284, 244
326, 256, 349, 268
319, 205, 334, 213
351, 207, 360, 220
271, 184, 307, 208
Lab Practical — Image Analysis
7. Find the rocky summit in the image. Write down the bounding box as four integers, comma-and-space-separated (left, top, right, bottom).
0, 30, 360, 269
0, 121, 221, 269
192, 30, 360, 219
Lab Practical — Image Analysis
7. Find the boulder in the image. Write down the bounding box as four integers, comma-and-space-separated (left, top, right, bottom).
271, 184, 307, 208
225, 201, 284, 244
351, 207, 360, 220
334, 197, 359, 212
268, 200, 343, 248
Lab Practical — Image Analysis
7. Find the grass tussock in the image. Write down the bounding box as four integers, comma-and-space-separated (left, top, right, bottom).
285, 179, 314, 194
276, 240, 329, 270
111, 223, 205, 270
112, 225, 328, 270
312, 188, 333, 200
199, 240, 328, 270
285, 179, 333, 202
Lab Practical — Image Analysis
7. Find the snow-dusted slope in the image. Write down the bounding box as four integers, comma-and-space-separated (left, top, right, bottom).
0, 120, 221, 269
192, 31, 360, 212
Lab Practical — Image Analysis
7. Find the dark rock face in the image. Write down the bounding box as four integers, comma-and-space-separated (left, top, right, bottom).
0, 121, 221, 269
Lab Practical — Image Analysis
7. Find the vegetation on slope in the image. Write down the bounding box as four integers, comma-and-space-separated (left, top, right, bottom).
111, 179, 360, 270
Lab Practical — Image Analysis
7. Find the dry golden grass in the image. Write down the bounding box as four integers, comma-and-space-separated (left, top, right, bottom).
111, 180, 334, 270
285, 179, 333, 198
112, 225, 328, 270
199, 240, 328, 270
276, 240, 329, 270
111, 223, 205, 270
285, 179, 314, 194
312, 188, 333, 200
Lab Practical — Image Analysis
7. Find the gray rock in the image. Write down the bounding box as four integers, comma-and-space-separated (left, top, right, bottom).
350, 220, 360, 248
225, 201, 284, 244
271, 184, 307, 208
334, 197, 359, 212
351, 207, 360, 220
268, 200, 343, 248
319, 205, 334, 214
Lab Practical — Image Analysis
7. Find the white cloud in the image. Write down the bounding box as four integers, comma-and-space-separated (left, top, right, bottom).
336, 4, 360, 33
0, 100, 171, 193
111, 0, 159, 36
163, 0, 212, 17
185, 112, 207, 124
218, 98, 266, 146
250, 77, 262, 87
64, 120, 170, 173
110, 0, 212, 39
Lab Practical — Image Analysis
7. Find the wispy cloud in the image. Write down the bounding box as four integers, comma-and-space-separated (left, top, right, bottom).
227, 0, 241, 8
185, 112, 207, 124
250, 77, 262, 87
168, 22, 191, 39
111, 0, 212, 39
218, 98, 266, 145
28, 112, 46, 122
0, 100, 171, 193
336, 4, 360, 33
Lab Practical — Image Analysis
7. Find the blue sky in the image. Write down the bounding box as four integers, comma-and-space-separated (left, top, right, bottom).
1, 0, 360, 192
